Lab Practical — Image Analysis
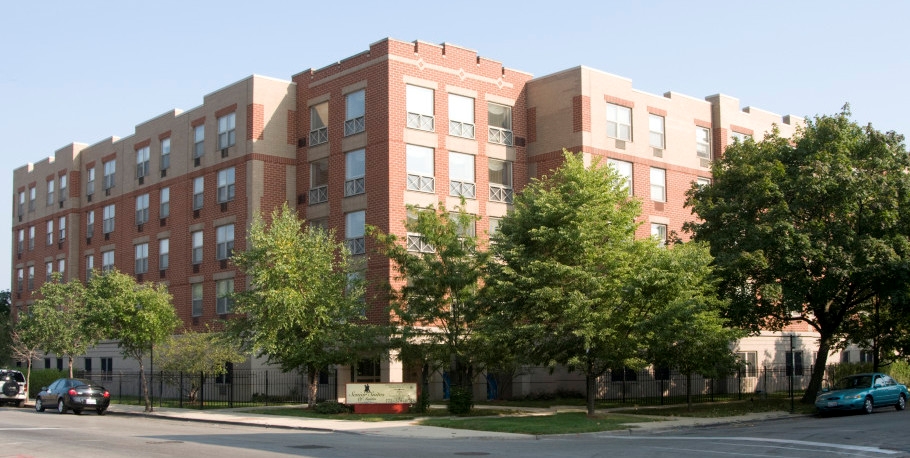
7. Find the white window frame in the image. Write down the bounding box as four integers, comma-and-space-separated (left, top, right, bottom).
216, 224, 235, 261
309, 102, 329, 145
86, 168, 95, 197
487, 102, 513, 146
102, 250, 115, 273
160, 138, 171, 170
103, 160, 116, 190
58, 259, 65, 275
309, 159, 329, 204
46, 179, 54, 206
607, 158, 633, 196
651, 223, 668, 247
136, 146, 150, 178
28, 186, 35, 211
696, 127, 712, 159
406, 144, 435, 193
345, 211, 366, 255
607, 103, 632, 141
191, 283, 203, 317
135, 193, 149, 225
86, 211, 94, 239
86, 255, 93, 281
216, 278, 234, 315
406, 85, 435, 131
448, 93, 475, 139
488, 159, 513, 203
160, 187, 170, 218
28, 226, 34, 250
449, 152, 475, 198
218, 112, 236, 149
46, 220, 53, 245
345, 149, 365, 196
193, 177, 204, 210
649, 114, 665, 149
159, 238, 169, 271
192, 231, 203, 264
59, 175, 67, 202
135, 243, 149, 274
59, 216, 66, 241
103, 204, 116, 234
406, 208, 435, 253
650, 167, 666, 202
344, 89, 365, 136
217, 167, 235, 203
194, 124, 205, 158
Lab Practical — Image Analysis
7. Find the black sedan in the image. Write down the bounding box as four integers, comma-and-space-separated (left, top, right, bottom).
35, 378, 110, 415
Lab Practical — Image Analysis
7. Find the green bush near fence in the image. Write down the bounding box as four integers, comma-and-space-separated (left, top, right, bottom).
829, 361, 910, 386
26, 369, 67, 398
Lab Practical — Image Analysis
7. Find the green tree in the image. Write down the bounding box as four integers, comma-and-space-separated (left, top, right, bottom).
25, 274, 95, 377
485, 151, 651, 415
85, 270, 179, 412
685, 108, 910, 402
156, 327, 247, 403
229, 203, 378, 408
370, 202, 489, 413
0, 290, 12, 367
9, 318, 43, 403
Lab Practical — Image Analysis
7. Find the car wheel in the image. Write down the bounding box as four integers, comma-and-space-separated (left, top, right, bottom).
97, 408, 106, 416
35, 398, 44, 412
57, 399, 67, 415
863, 397, 874, 414
897, 394, 906, 411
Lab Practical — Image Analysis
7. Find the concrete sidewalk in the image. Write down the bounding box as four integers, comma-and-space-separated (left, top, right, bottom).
104, 403, 798, 439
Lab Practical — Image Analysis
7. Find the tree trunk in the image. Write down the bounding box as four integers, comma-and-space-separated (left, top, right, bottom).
686, 372, 692, 411
585, 373, 596, 416
307, 367, 318, 409
802, 336, 832, 403
139, 360, 151, 412
68, 356, 74, 378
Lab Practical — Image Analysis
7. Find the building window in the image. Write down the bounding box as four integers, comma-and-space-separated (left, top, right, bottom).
86, 169, 95, 198
193, 177, 204, 210
18, 191, 25, 217
487, 103, 513, 146
28, 186, 35, 212
737, 351, 758, 377
28, 226, 34, 250
860, 350, 875, 363
160, 187, 170, 218
309, 217, 328, 231
606, 103, 632, 141
160, 138, 171, 171
27, 266, 34, 291
46, 261, 53, 280
730, 131, 752, 143
86, 255, 94, 281
136, 146, 150, 178
406, 144, 435, 193
58, 259, 65, 275
488, 159, 513, 203
448, 93, 475, 139
59, 216, 66, 241
489, 217, 502, 238
309, 159, 329, 204
102, 250, 115, 273
650, 167, 666, 202
17, 229, 24, 254
135, 243, 148, 274
785, 351, 804, 376
218, 112, 236, 149
59, 175, 67, 203
46, 220, 53, 246
356, 359, 381, 383
345, 211, 365, 255
406, 208, 434, 253
649, 114, 665, 149
159, 238, 169, 270
135, 194, 149, 225
103, 160, 116, 190
217, 167, 235, 203
194, 124, 205, 158
406, 85, 434, 131
16, 269, 23, 292
696, 127, 712, 159
192, 231, 203, 264
216, 278, 234, 315
450, 212, 476, 238
344, 89, 365, 136
651, 223, 667, 247
345, 149, 365, 197
86, 211, 94, 239
100, 357, 112, 375
309, 102, 328, 145
607, 158, 633, 196
46, 179, 54, 206
696, 177, 711, 187
103, 204, 115, 234
216, 224, 234, 260
191, 283, 203, 317
449, 152, 475, 198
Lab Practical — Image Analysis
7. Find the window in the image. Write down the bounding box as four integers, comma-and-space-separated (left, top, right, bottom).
345, 211, 365, 255
650, 167, 666, 202
217, 167, 235, 203
103, 204, 115, 234
86, 255, 93, 281
193, 177, 204, 210
194, 124, 205, 158
309, 102, 328, 145
309, 218, 328, 231
696, 127, 712, 159
607, 159, 633, 196
860, 350, 875, 363
59, 216, 66, 241
737, 351, 758, 378
28, 186, 35, 211
134, 243, 148, 274
100, 357, 112, 374
696, 177, 711, 187
84, 358, 92, 373
487, 103, 513, 146
86, 168, 95, 197
136, 146, 150, 178
785, 351, 804, 376
344, 149, 365, 196
46, 261, 53, 280
216, 224, 234, 260
651, 223, 667, 247
18, 191, 25, 217
309, 159, 329, 204
103, 160, 116, 190
841, 350, 851, 363
649, 114, 665, 149
406, 144, 435, 193
218, 112, 236, 149
135, 194, 149, 225
46, 220, 53, 245
102, 250, 115, 273
356, 359, 381, 383
450, 212, 476, 238
610, 367, 637, 382
606, 103, 632, 141
730, 131, 752, 143
192, 231, 203, 264
406, 85, 434, 131
16, 269, 23, 292
488, 159, 514, 203
27, 266, 34, 291
59, 175, 67, 202
28, 226, 34, 250
86, 211, 94, 239
344, 89, 365, 136
160, 187, 170, 218
489, 217, 502, 238
406, 208, 434, 253
216, 278, 234, 314
191, 283, 203, 317
449, 152, 475, 198
159, 238, 169, 270
448, 94, 475, 139
17, 229, 23, 253
160, 138, 171, 170
46, 179, 54, 206
58, 259, 65, 274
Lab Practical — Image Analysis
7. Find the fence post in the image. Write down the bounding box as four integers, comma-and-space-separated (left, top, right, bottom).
199, 372, 204, 409
265, 371, 269, 406
158, 371, 163, 408
179, 372, 183, 409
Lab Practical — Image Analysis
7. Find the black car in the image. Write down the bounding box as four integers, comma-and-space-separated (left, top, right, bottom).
35, 378, 110, 415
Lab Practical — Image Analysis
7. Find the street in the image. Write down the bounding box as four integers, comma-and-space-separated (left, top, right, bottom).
0, 406, 908, 457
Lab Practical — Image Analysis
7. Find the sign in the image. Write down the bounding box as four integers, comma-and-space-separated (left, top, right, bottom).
345, 383, 417, 404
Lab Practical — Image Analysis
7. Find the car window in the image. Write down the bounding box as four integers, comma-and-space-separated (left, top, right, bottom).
48, 380, 60, 391
882, 375, 895, 386
14, 372, 24, 383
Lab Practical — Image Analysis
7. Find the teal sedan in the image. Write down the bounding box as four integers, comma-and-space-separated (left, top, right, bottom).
816, 373, 908, 414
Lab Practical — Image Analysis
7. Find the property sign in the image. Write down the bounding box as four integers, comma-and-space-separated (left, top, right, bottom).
345, 383, 417, 404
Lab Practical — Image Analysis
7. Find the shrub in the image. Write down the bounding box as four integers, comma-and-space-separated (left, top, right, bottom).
447, 386, 473, 415
412, 389, 431, 414
314, 401, 352, 414
27, 369, 67, 398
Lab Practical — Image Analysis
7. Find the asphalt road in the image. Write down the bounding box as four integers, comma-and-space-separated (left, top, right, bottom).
0, 405, 908, 457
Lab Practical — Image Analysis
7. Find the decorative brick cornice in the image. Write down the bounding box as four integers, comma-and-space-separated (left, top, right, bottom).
694, 119, 712, 129
647, 106, 667, 117
215, 104, 238, 119
134, 139, 151, 150
604, 95, 634, 108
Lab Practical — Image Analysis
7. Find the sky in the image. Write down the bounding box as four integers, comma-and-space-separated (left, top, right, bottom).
1, 0, 908, 290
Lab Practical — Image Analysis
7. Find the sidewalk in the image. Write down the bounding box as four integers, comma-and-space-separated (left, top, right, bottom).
104, 403, 798, 439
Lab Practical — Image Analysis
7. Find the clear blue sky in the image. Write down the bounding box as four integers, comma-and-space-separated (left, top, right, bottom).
1, 0, 907, 290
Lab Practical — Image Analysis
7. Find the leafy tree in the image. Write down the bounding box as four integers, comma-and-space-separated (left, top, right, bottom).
229, 203, 379, 408
155, 327, 247, 403
0, 290, 12, 367
9, 318, 43, 401
485, 151, 653, 415
84, 270, 179, 412
25, 274, 96, 377
370, 202, 488, 413
685, 108, 910, 402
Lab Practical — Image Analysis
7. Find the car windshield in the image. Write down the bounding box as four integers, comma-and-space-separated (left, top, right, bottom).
834, 375, 873, 390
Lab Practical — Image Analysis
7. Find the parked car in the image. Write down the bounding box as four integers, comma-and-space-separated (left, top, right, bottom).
35, 378, 110, 415
0, 369, 27, 408
815, 372, 908, 414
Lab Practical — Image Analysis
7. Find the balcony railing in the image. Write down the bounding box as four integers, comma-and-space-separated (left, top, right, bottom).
488, 127, 513, 146
406, 174, 435, 193
309, 127, 328, 146
346, 237, 365, 255
449, 121, 475, 139
406, 234, 435, 253
344, 177, 365, 197
489, 184, 514, 204
449, 180, 476, 199
406, 112, 434, 131
309, 185, 328, 204
344, 117, 365, 136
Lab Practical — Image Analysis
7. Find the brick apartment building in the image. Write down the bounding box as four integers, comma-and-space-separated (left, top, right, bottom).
12, 38, 831, 395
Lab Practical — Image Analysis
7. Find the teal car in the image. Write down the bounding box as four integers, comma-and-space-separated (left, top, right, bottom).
816, 373, 908, 414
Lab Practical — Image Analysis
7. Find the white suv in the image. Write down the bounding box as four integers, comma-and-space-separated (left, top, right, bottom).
0, 370, 27, 407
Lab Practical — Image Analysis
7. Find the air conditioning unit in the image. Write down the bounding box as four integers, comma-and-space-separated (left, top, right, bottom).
221, 148, 229, 158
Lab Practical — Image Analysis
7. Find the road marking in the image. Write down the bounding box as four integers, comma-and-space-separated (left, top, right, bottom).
0, 427, 59, 431
607, 436, 900, 455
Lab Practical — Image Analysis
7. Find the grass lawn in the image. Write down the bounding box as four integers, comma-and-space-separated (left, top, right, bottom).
248, 407, 519, 422
419, 412, 660, 435
611, 398, 817, 417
